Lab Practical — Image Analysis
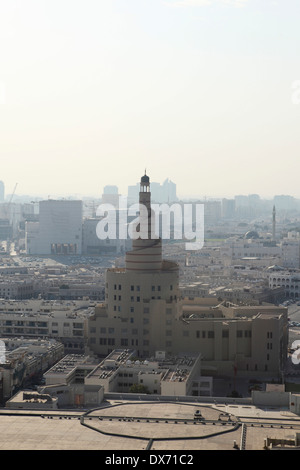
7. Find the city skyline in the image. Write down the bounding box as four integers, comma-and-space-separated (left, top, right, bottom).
2, 176, 300, 204
1, 1, 300, 199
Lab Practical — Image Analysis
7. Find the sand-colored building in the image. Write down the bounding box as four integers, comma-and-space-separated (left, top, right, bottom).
87, 174, 288, 380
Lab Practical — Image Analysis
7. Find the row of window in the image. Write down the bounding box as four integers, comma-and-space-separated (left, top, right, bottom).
92, 327, 151, 336
1, 321, 83, 328
113, 284, 173, 291
93, 338, 143, 347
194, 330, 252, 339
272, 284, 300, 289
91, 328, 255, 339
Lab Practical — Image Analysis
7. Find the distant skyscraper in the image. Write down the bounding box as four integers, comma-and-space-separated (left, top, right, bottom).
274, 195, 295, 211
128, 178, 177, 204
221, 198, 236, 219
0, 181, 4, 202
25, 200, 83, 255
103, 185, 118, 195
102, 185, 119, 207
272, 205, 276, 241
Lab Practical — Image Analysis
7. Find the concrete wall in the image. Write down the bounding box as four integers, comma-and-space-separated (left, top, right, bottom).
252, 390, 290, 407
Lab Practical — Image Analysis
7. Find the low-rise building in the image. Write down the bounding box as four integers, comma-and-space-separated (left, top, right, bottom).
269, 270, 300, 299
85, 349, 213, 397
0, 338, 64, 403
0, 299, 95, 353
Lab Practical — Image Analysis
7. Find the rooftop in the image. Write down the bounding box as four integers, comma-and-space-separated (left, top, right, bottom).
0, 400, 300, 450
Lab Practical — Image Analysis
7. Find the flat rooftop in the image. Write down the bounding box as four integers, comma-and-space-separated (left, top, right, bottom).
0, 400, 300, 450
44, 354, 96, 377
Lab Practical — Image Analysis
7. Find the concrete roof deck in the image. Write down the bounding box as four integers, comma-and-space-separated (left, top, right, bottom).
1, 400, 300, 450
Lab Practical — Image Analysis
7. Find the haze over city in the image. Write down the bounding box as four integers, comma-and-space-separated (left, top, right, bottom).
1, 0, 300, 199
4, 1, 300, 453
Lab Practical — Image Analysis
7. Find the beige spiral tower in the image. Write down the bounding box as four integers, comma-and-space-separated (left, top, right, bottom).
125, 172, 163, 272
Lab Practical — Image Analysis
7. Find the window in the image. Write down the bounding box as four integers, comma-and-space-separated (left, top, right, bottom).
222, 330, 229, 338
208, 331, 214, 339
245, 330, 251, 338
108, 328, 114, 334
237, 330, 243, 338
131, 285, 134, 291
144, 307, 149, 314
152, 286, 155, 291
137, 286, 140, 291
137, 296, 140, 302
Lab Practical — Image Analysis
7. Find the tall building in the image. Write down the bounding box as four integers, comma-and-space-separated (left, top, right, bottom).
101, 185, 119, 207
88, 174, 288, 380
25, 200, 83, 255
0, 181, 4, 202
89, 173, 180, 357
127, 177, 177, 205
221, 198, 236, 219
272, 205, 276, 241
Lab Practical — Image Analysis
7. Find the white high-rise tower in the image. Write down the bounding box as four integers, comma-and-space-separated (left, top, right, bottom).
272, 205, 276, 241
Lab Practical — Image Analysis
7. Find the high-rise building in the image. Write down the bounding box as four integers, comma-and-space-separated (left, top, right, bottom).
221, 198, 236, 218
25, 200, 83, 255
127, 178, 177, 205
101, 185, 119, 207
272, 205, 276, 241
0, 181, 4, 202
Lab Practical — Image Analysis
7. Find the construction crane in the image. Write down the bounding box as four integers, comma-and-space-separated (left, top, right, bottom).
8, 183, 18, 205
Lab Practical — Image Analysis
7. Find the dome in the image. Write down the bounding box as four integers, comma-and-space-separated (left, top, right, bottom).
141, 172, 149, 184
266, 265, 285, 271
244, 230, 259, 239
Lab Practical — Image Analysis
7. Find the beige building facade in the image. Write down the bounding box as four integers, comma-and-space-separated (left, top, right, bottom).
87, 174, 288, 380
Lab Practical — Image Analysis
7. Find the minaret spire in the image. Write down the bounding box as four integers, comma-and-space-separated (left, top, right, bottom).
125, 172, 163, 272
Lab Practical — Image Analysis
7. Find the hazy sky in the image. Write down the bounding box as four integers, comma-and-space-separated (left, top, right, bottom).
1, 0, 300, 200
